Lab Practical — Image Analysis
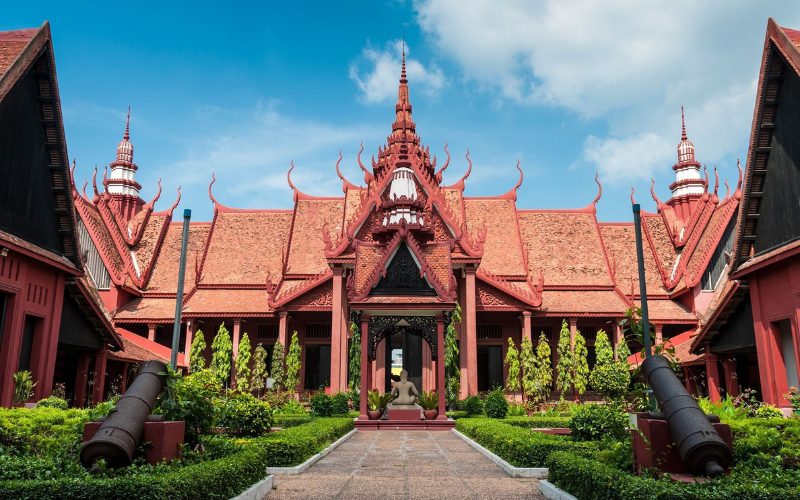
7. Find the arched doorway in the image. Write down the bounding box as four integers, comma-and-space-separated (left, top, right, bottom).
368, 316, 437, 393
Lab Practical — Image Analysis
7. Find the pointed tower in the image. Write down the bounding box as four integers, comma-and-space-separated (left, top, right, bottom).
106, 108, 144, 222
667, 107, 706, 221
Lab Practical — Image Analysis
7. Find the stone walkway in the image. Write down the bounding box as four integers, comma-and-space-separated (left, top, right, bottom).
267, 430, 544, 499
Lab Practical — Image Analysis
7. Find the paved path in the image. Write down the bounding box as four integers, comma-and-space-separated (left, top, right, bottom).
267, 430, 544, 499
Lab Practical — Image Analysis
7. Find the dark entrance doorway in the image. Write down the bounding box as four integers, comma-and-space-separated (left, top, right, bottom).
477, 345, 503, 391
384, 332, 423, 393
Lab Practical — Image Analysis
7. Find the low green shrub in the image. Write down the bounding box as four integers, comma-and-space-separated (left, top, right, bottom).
0, 418, 354, 500
568, 403, 628, 441
310, 393, 333, 417
218, 393, 273, 437
446, 410, 468, 420
462, 395, 483, 416
0, 407, 90, 458
35, 396, 69, 410
272, 399, 306, 415
755, 404, 784, 419
156, 369, 220, 444
483, 389, 508, 419
507, 402, 527, 416
504, 415, 571, 429
727, 418, 800, 469
330, 392, 349, 415
455, 418, 597, 467
273, 414, 313, 428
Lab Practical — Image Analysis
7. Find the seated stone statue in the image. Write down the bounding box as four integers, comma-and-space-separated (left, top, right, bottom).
390, 370, 419, 407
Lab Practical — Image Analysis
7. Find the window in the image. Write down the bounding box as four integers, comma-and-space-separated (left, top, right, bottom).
776, 319, 799, 389
305, 324, 331, 340
0, 293, 7, 347
256, 324, 278, 342
701, 220, 735, 291
477, 324, 503, 340
18, 315, 40, 371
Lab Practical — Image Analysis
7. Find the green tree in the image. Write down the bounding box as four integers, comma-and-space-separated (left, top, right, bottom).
188, 330, 207, 373
235, 333, 252, 392
445, 303, 462, 405
348, 322, 360, 391
251, 343, 268, 396
285, 331, 302, 392
210, 323, 233, 389
520, 335, 536, 401
534, 333, 553, 402
504, 337, 521, 396
572, 330, 589, 398
616, 335, 631, 362
589, 330, 629, 400
270, 341, 285, 391
555, 320, 573, 399
572, 330, 589, 399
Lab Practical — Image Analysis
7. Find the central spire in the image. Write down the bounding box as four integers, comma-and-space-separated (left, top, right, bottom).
391, 41, 416, 144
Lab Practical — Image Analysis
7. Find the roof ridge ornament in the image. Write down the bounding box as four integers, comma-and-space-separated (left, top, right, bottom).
434, 142, 450, 184
592, 172, 603, 206
734, 159, 743, 200
630, 186, 637, 205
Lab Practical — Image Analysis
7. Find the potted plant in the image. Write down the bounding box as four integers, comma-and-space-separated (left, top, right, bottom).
418, 390, 439, 420
12, 370, 36, 407
367, 390, 393, 420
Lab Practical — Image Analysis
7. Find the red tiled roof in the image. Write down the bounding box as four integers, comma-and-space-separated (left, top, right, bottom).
0, 28, 36, 77
539, 290, 629, 316
77, 200, 126, 279
115, 297, 177, 321
734, 238, 800, 277
183, 288, 270, 316
146, 223, 210, 293
110, 328, 186, 368
203, 211, 291, 284
465, 199, 526, 276
682, 198, 738, 287
636, 299, 696, 323
518, 211, 613, 286
643, 215, 678, 278
287, 199, 343, 274
628, 328, 703, 367
131, 213, 169, 280
599, 223, 668, 295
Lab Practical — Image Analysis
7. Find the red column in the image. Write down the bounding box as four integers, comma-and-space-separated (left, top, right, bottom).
569, 318, 577, 348
422, 341, 433, 392
231, 319, 241, 386
359, 315, 370, 420
436, 315, 447, 419
458, 275, 469, 399
522, 311, 532, 342
278, 311, 288, 347
37, 272, 66, 399
183, 320, 194, 366
704, 347, 721, 403
375, 337, 386, 392
91, 348, 108, 405
330, 268, 344, 391
749, 278, 780, 405
465, 268, 478, 395
722, 358, 739, 397
120, 363, 129, 393
147, 324, 156, 342
73, 352, 90, 407
654, 324, 663, 345
613, 321, 622, 360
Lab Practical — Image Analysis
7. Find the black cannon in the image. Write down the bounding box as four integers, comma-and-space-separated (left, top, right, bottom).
641, 354, 732, 476
80, 360, 167, 468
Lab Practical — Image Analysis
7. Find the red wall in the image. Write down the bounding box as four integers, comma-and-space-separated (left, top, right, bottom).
748, 254, 800, 407
0, 249, 67, 406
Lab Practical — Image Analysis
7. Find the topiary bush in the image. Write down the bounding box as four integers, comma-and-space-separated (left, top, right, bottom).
462, 395, 483, 416
35, 396, 68, 410
310, 393, 333, 417
330, 392, 349, 415
568, 403, 628, 441
484, 389, 509, 419
219, 393, 273, 437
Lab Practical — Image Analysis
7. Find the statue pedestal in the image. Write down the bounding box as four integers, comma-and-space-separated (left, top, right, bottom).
386, 404, 423, 421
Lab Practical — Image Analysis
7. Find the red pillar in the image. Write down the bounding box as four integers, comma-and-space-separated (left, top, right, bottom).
654, 324, 663, 345
436, 315, 447, 419
749, 278, 780, 405
569, 318, 577, 348
704, 347, 721, 403
375, 337, 386, 392
183, 320, 194, 367
522, 311, 532, 342
73, 352, 90, 407
147, 323, 156, 342
231, 319, 241, 386
613, 321, 622, 360
37, 273, 66, 399
464, 268, 478, 395
330, 268, 344, 391
278, 311, 289, 347
722, 358, 739, 397
91, 348, 108, 405
422, 340, 433, 392
359, 315, 370, 420
120, 363, 129, 393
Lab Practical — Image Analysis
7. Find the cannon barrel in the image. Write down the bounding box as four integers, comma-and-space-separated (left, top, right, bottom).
641, 355, 731, 476
80, 360, 167, 468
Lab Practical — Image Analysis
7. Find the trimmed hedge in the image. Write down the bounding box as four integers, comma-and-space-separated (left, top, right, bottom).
0, 417, 354, 500
504, 415, 571, 429
273, 414, 313, 428
547, 450, 798, 500
455, 418, 596, 467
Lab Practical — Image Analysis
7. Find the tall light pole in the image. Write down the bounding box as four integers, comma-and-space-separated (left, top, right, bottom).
171, 209, 191, 370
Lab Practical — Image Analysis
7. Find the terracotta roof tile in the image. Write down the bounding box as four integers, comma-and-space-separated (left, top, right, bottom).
628, 328, 702, 366
146, 223, 211, 293
203, 212, 291, 284
79, 202, 126, 278
343, 188, 364, 228
518, 211, 613, 286
287, 200, 344, 274
131, 214, 168, 280
0, 28, 37, 77
599, 223, 667, 295
115, 297, 177, 321
683, 200, 738, 286
636, 299, 696, 323
354, 244, 382, 294
443, 188, 465, 228
465, 199, 525, 275
110, 328, 186, 368
183, 288, 270, 315
643, 215, 678, 276
421, 243, 455, 294
540, 290, 627, 315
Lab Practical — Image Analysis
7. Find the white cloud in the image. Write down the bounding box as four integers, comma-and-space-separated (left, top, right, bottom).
350, 40, 445, 103
414, 0, 800, 183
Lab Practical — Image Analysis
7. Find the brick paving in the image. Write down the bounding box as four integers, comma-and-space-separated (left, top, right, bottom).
266, 430, 544, 499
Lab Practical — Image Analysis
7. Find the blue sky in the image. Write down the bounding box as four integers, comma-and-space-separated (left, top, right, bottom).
5, 1, 799, 222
